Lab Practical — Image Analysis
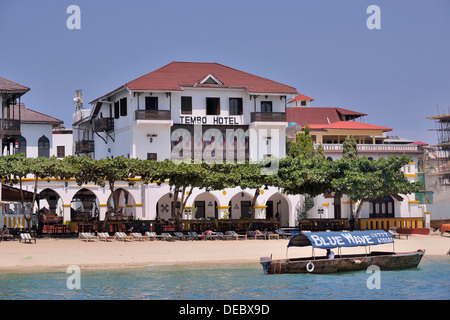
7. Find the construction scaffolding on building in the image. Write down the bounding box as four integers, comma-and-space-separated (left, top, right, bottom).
428, 109, 450, 187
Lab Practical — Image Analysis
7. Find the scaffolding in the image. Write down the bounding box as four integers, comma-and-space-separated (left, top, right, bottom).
428, 108, 450, 187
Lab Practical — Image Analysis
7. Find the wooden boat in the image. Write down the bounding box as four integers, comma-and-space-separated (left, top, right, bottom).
260, 230, 425, 274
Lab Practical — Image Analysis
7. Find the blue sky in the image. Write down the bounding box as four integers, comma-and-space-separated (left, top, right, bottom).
1, 0, 449, 144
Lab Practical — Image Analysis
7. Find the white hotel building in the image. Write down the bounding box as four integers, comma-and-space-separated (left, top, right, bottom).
69, 62, 300, 227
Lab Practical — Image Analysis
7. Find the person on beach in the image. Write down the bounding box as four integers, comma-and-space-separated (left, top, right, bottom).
327, 249, 335, 259
1, 225, 10, 240
203, 230, 216, 240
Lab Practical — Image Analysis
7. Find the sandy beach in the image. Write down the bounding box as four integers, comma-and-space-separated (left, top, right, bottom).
0, 232, 449, 273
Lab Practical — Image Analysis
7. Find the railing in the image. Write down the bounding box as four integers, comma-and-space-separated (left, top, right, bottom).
317, 144, 420, 152
0, 119, 20, 134
75, 140, 95, 153
94, 117, 114, 132
135, 110, 171, 121
251, 112, 286, 122
359, 218, 423, 230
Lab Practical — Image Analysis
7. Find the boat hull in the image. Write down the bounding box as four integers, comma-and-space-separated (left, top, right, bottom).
260, 250, 425, 274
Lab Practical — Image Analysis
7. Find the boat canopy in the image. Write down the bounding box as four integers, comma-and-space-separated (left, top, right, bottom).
287, 230, 394, 249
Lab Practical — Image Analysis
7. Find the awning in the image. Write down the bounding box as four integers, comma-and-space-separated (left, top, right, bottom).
287, 230, 394, 249
2, 184, 39, 202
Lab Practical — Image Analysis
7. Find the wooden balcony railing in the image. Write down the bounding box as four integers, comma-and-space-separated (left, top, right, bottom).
93, 117, 114, 132
75, 140, 95, 154
251, 112, 286, 122
0, 119, 20, 136
135, 110, 171, 121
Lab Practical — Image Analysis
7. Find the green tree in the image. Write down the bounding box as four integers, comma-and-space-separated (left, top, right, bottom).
332, 155, 422, 228
342, 135, 358, 159
288, 125, 315, 159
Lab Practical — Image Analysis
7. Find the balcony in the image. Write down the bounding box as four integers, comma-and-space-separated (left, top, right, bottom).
251, 112, 286, 122
317, 143, 421, 153
93, 117, 114, 132
75, 140, 95, 154
0, 119, 21, 138
135, 110, 171, 121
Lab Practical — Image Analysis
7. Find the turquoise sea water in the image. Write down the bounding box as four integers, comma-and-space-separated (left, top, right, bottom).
0, 257, 448, 300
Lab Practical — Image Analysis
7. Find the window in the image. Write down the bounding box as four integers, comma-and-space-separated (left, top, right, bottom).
370, 195, 394, 218
206, 97, 220, 115
147, 153, 157, 161
16, 136, 26, 157
56, 146, 65, 158
145, 97, 158, 111
261, 101, 272, 112
38, 135, 50, 158
301, 100, 307, 106
229, 98, 243, 115
181, 96, 192, 114
114, 101, 120, 119
120, 98, 127, 116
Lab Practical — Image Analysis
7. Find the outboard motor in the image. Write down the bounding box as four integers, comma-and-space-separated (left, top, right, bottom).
260, 256, 272, 275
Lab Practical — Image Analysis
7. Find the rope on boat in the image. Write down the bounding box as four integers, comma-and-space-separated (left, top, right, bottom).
423, 255, 450, 268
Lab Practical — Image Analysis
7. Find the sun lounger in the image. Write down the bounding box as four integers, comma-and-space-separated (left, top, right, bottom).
162, 232, 176, 241
131, 232, 150, 241
388, 228, 408, 240
189, 232, 203, 240
216, 231, 233, 240
226, 231, 247, 240
265, 231, 279, 240
115, 232, 133, 241
19, 233, 36, 244
98, 232, 115, 241
275, 229, 293, 239
174, 232, 190, 240
248, 231, 266, 240
79, 232, 97, 242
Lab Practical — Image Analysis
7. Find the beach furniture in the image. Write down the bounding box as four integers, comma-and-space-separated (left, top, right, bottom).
265, 231, 279, 240
388, 227, 408, 240
226, 231, 247, 240
248, 231, 266, 240
145, 231, 164, 241
131, 232, 150, 241
188, 232, 203, 240
275, 229, 293, 239
19, 233, 36, 244
215, 231, 233, 240
98, 232, 115, 241
115, 232, 133, 241
79, 232, 97, 242
174, 232, 190, 240
161, 232, 176, 241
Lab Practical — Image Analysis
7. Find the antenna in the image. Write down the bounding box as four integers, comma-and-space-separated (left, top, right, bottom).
73, 89, 83, 111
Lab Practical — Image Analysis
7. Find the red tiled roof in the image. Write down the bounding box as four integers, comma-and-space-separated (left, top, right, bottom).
412, 141, 429, 146
0, 76, 30, 92
91, 61, 298, 103
287, 107, 366, 126
305, 121, 392, 131
5, 103, 63, 125
287, 93, 314, 103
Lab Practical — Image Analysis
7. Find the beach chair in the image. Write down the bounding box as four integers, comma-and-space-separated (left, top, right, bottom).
162, 232, 176, 241
131, 232, 150, 241
174, 232, 190, 240
248, 231, 266, 240
79, 232, 97, 242
98, 232, 115, 241
216, 231, 233, 240
146, 231, 164, 241
275, 229, 293, 239
226, 231, 247, 240
19, 233, 36, 244
115, 232, 133, 241
188, 232, 203, 240
265, 231, 279, 240
388, 227, 408, 240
